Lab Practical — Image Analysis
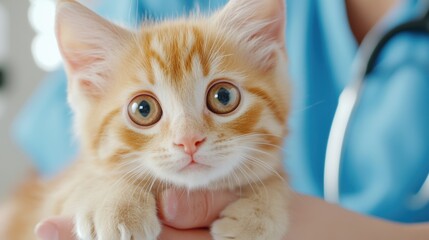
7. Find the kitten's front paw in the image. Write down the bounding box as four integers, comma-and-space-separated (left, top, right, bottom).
211, 198, 287, 240
74, 197, 161, 240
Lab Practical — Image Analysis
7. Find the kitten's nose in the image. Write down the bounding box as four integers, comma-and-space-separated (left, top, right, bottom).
174, 135, 206, 155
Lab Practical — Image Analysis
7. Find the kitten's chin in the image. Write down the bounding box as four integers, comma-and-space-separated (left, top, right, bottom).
155, 164, 237, 190
178, 162, 211, 172
171, 169, 221, 189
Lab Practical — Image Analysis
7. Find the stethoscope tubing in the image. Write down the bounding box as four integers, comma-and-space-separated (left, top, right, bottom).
324, 2, 429, 205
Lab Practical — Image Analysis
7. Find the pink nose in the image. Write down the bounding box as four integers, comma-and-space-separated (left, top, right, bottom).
174, 135, 206, 155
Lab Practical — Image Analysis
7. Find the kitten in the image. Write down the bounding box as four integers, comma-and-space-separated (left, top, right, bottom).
2, 0, 290, 239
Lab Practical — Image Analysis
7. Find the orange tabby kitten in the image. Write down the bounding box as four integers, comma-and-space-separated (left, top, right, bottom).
2, 0, 290, 239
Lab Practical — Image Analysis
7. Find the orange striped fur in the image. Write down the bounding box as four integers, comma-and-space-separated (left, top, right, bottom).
2, 0, 291, 239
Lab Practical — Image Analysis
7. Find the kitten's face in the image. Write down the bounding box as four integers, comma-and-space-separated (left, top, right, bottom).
56, 0, 289, 189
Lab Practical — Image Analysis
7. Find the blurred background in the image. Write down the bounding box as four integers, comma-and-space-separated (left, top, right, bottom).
0, 0, 59, 200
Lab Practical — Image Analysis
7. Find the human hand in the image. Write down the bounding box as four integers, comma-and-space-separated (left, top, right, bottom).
35, 189, 238, 240
35, 217, 75, 240
35, 220, 214, 240
36, 191, 427, 240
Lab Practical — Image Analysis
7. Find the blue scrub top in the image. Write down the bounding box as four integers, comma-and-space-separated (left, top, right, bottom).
13, 0, 429, 223
286, 0, 429, 222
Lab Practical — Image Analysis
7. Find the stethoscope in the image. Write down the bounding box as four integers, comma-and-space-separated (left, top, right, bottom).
324, 1, 429, 208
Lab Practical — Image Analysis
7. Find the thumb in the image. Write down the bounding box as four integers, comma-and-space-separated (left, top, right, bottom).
35, 217, 75, 240
159, 189, 238, 229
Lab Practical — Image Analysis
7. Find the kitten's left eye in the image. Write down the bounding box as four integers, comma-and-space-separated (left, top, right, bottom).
207, 82, 241, 115
128, 94, 162, 126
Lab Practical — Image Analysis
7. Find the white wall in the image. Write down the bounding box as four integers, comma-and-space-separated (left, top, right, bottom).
0, 0, 45, 200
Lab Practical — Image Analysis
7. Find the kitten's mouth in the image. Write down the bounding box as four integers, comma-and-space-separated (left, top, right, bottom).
179, 159, 211, 172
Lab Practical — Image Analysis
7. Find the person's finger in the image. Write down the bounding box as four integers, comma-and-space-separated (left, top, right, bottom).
159, 189, 238, 229
35, 217, 75, 240
0, 202, 14, 234
159, 226, 211, 240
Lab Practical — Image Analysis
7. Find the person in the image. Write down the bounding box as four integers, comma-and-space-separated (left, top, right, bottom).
7, 0, 429, 239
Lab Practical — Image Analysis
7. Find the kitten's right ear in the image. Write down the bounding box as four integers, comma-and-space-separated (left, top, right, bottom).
214, 0, 286, 70
55, 0, 130, 96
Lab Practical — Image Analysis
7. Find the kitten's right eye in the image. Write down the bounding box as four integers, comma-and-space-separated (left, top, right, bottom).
207, 82, 241, 115
128, 94, 162, 127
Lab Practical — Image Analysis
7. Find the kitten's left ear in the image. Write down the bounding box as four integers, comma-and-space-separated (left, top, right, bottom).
214, 0, 286, 68
55, 0, 131, 96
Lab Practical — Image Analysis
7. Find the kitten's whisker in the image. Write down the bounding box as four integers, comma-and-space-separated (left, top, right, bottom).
137, 173, 157, 206
238, 146, 277, 159
224, 132, 283, 143
124, 170, 143, 210
255, 143, 286, 152
241, 162, 269, 202
241, 154, 285, 183
134, 174, 151, 206
239, 141, 286, 151
227, 161, 241, 189
110, 162, 141, 189
115, 160, 139, 169
98, 166, 143, 211
125, 167, 151, 206
233, 170, 243, 195
293, 100, 325, 114
239, 132, 283, 138
247, 158, 280, 178
228, 135, 283, 143
147, 174, 158, 195
235, 162, 256, 196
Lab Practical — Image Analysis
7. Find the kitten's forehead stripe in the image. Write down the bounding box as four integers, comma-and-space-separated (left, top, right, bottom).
186, 27, 210, 77
149, 50, 168, 75
139, 25, 211, 86
141, 32, 156, 85
150, 34, 167, 64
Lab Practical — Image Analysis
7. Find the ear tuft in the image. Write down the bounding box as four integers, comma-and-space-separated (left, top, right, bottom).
214, 0, 286, 69
55, 0, 130, 96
